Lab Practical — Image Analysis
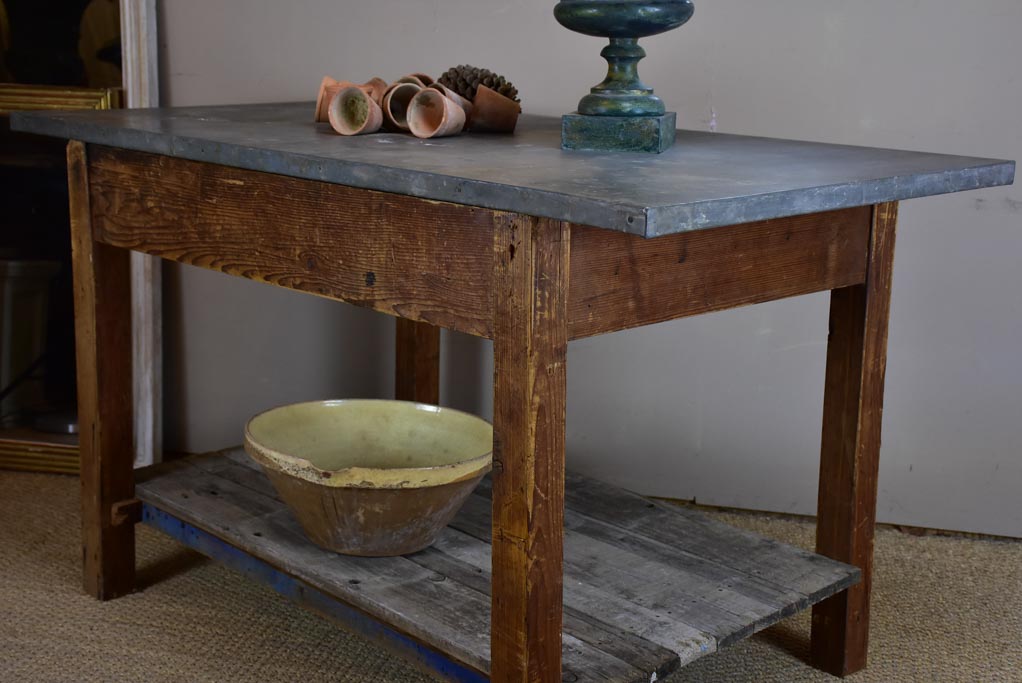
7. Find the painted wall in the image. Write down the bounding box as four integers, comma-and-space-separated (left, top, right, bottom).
158, 0, 1022, 537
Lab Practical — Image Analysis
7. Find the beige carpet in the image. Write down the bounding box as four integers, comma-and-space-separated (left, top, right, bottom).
2, 470, 1019, 682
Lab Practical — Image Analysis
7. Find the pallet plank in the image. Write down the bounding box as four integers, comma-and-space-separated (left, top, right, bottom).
141, 504, 489, 683
470, 480, 814, 612
455, 494, 762, 646
429, 526, 710, 670
139, 463, 492, 674
137, 450, 858, 681
409, 536, 680, 681
557, 473, 860, 602
189, 451, 278, 498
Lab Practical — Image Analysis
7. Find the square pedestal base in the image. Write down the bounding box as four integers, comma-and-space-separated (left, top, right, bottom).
561, 112, 677, 153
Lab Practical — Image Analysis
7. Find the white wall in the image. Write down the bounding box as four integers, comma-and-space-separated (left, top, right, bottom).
158, 0, 1022, 537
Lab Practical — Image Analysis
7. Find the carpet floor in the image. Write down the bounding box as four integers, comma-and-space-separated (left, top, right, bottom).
2, 469, 1019, 682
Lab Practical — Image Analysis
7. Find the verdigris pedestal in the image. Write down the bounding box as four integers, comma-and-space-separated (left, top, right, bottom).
562, 111, 676, 153
554, 0, 694, 153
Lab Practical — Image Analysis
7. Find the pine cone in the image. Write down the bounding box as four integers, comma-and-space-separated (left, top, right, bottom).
438, 65, 520, 103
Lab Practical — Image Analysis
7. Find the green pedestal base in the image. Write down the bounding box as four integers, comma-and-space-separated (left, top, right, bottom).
561, 112, 676, 153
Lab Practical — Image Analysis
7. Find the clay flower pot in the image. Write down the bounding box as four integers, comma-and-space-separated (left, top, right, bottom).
382, 82, 422, 131
315, 77, 389, 122
470, 84, 522, 133
328, 86, 383, 136
363, 77, 389, 104
428, 84, 474, 126
408, 88, 467, 139
314, 76, 339, 122
398, 72, 434, 87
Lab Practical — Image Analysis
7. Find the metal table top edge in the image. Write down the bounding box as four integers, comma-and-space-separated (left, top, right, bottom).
12, 103, 1015, 238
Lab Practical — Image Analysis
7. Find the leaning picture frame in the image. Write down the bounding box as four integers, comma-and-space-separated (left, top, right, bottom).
0, 0, 160, 473
0, 83, 122, 111
0, 87, 121, 476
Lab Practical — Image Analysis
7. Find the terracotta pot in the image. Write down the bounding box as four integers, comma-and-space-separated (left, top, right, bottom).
314, 76, 339, 122
408, 89, 467, 139
399, 72, 434, 87
428, 84, 474, 126
315, 77, 389, 122
382, 82, 422, 131
244, 399, 492, 556
363, 77, 389, 104
470, 84, 522, 133
328, 86, 383, 136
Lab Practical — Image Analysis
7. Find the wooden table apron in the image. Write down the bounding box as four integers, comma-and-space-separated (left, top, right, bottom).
68, 140, 895, 681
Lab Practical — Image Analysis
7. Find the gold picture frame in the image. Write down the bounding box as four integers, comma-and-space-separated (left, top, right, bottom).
0, 0, 157, 476
0, 83, 122, 114
0, 86, 119, 474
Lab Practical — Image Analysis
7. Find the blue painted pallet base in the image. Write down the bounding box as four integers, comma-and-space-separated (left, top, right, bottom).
141, 503, 488, 683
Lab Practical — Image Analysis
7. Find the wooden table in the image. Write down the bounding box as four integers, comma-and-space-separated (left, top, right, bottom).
13, 104, 1014, 682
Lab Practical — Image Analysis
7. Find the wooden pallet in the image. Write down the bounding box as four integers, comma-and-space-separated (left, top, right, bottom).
137, 449, 859, 682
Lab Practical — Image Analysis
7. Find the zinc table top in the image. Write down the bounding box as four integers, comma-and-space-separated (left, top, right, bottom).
13, 102, 1014, 238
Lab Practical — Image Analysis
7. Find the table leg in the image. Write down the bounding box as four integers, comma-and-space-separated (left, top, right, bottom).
395, 319, 440, 404
68, 141, 136, 600
490, 214, 570, 682
812, 202, 898, 676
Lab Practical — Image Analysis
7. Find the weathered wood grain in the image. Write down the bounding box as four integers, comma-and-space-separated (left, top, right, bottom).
395, 319, 441, 404
554, 474, 860, 604
137, 450, 859, 680
216, 446, 264, 472
86, 146, 495, 337
408, 547, 664, 682
69, 140, 136, 600
568, 207, 871, 339
409, 543, 670, 671
137, 457, 494, 675
159, 459, 637, 681
187, 453, 698, 675
440, 522, 717, 669
426, 527, 699, 675
138, 455, 671, 681
188, 450, 278, 498
140, 504, 489, 683
812, 202, 898, 677
490, 214, 570, 683
136, 459, 282, 529
456, 493, 754, 644
85, 145, 874, 345
461, 483, 857, 650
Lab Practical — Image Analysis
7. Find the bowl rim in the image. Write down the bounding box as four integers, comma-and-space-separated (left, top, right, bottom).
243, 399, 493, 489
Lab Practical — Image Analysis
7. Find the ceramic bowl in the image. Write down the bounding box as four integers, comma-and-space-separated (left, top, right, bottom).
244, 399, 492, 556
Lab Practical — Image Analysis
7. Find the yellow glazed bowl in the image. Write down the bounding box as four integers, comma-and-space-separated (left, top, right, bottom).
244, 399, 492, 556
